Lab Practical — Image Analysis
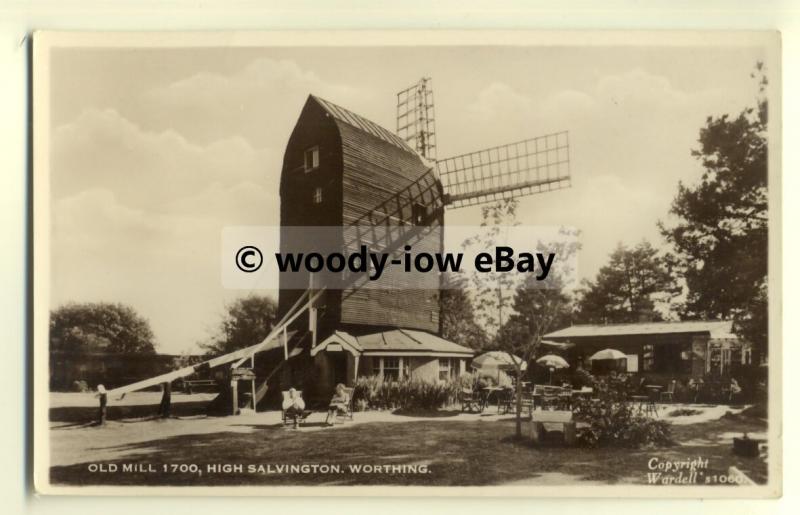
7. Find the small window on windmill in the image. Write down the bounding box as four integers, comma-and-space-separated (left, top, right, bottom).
412, 203, 427, 226
304, 146, 319, 172
312, 187, 323, 204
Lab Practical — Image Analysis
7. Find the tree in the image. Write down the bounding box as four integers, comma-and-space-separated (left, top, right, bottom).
493, 231, 579, 438
202, 295, 279, 356
50, 302, 157, 355
575, 240, 679, 324
439, 272, 490, 351
461, 199, 521, 337
659, 63, 768, 358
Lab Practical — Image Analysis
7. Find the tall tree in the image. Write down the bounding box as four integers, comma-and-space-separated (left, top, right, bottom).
50, 302, 157, 355
202, 295, 279, 356
576, 240, 679, 324
659, 63, 768, 358
493, 232, 579, 438
439, 272, 489, 351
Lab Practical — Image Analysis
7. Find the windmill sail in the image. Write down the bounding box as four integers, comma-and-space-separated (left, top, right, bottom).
396, 77, 437, 160
438, 131, 571, 208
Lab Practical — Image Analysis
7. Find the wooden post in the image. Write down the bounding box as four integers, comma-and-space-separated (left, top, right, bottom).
250, 355, 257, 411
564, 422, 577, 446
283, 325, 288, 360
309, 273, 318, 347
230, 378, 238, 416
353, 354, 360, 385
530, 422, 544, 444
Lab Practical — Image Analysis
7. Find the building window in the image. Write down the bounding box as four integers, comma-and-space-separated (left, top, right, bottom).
375, 357, 408, 381
642, 344, 654, 372
304, 146, 319, 172
412, 203, 427, 225
742, 348, 752, 365
383, 357, 401, 381
312, 187, 323, 204
439, 358, 457, 381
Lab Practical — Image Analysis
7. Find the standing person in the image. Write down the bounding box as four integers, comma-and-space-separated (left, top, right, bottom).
157, 381, 172, 419
325, 383, 350, 426
95, 384, 107, 426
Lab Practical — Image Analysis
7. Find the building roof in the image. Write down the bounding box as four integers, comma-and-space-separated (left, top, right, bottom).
310, 329, 475, 357
545, 320, 736, 340
311, 95, 415, 153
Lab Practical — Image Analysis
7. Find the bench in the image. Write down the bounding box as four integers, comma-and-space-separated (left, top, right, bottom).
181, 379, 217, 394
530, 410, 576, 445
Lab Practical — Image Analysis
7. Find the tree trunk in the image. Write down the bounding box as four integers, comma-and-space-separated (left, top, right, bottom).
515, 365, 523, 438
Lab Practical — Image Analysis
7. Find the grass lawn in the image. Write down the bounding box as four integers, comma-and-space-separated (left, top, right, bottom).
49, 409, 768, 487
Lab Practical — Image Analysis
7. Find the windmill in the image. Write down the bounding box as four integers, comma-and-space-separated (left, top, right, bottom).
99, 77, 572, 415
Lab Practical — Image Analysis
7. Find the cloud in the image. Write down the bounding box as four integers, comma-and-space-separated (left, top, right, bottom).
50, 108, 280, 353
142, 57, 366, 149
52, 108, 277, 212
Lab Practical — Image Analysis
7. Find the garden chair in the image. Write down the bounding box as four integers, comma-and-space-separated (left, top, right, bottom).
644, 386, 660, 417
498, 388, 516, 414
660, 380, 677, 403
335, 387, 355, 422
460, 387, 483, 413
502, 388, 534, 416
531, 384, 545, 410
281, 390, 312, 428
542, 385, 562, 410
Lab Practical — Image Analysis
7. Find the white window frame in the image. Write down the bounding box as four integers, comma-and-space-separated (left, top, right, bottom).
376, 357, 408, 381
312, 187, 323, 204
439, 358, 457, 381
742, 347, 752, 365
304, 146, 320, 172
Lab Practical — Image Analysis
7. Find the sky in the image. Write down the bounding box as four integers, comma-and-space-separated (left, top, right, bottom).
48, 43, 768, 354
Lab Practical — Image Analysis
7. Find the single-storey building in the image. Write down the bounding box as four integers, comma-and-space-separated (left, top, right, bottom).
309, 329, 473, 394
544, 320, 753, 380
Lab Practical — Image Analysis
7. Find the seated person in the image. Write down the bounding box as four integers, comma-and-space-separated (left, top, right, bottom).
687, 377, 704, 402
282, 388, 306, 428
325, 383, 350, 426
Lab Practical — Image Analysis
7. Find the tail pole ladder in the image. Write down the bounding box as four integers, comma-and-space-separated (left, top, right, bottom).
105, 288, 325, 398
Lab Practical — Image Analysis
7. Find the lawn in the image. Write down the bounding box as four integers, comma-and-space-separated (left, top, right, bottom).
49, 408, 768, 487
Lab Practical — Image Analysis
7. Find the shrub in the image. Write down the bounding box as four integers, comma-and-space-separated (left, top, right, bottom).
571, 367, 595, 389
573, 379, 672, 448
71, 380, 89, 393
353, 375, 461, 411
667, 408, 702, 417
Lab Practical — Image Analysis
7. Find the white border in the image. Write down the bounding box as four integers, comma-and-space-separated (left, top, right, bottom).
31, 29, 782, 499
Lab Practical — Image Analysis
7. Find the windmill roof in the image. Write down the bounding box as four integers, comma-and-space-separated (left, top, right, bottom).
545, 320, 736, 340
311, 95, 415, 153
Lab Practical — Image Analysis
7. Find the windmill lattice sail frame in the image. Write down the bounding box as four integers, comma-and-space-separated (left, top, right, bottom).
438, 131, 571, 208
396, 77, 437, 160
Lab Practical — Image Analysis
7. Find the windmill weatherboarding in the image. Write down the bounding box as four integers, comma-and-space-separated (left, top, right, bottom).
102, 78, 572, 415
